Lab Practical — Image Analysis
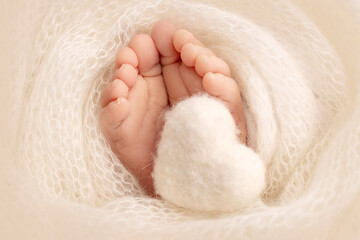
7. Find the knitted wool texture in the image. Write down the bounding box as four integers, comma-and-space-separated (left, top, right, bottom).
1, 0, 360, 239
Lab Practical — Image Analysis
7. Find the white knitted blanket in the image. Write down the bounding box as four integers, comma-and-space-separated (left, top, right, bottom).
1, 0, 360, 239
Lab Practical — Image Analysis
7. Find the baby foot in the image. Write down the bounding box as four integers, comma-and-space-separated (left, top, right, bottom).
151, 20, 246, 143
100, 34, 168, 195
100, 20, 247, 196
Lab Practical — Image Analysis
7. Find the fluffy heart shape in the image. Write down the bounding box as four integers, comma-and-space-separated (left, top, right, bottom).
153, 95, 265, 212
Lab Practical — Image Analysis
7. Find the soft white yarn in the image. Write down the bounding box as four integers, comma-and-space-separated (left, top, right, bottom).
154, 95, 265, 212
1, 0, 360, 239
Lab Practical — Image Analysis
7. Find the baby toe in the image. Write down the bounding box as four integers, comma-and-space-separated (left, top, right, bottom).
202, 73, 239, 103
129, 34, 160, 76
181, 43, 213, 67
115, 64, 138, 88
100, 79, 129, 108
151, 19, 180, 65
173, 29, 204, 52
116, 47, 138, 68
195, 54, 231, 77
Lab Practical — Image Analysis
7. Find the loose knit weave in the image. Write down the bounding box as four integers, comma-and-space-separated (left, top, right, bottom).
1, 0, 360, 239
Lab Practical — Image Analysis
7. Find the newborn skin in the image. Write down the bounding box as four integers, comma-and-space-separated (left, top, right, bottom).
99, 19, 246, 195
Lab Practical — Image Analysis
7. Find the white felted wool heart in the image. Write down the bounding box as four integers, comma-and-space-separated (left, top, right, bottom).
153, 95, 265, 212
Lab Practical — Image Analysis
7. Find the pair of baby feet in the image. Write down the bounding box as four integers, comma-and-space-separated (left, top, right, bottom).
100, 20, 246, 195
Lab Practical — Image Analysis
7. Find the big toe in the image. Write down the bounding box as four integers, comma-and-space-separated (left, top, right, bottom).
151, 19, 180, 65
129, 34, 161, 76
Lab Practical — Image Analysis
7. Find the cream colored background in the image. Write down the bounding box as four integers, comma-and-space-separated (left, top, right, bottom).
0, 1, 15, 163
